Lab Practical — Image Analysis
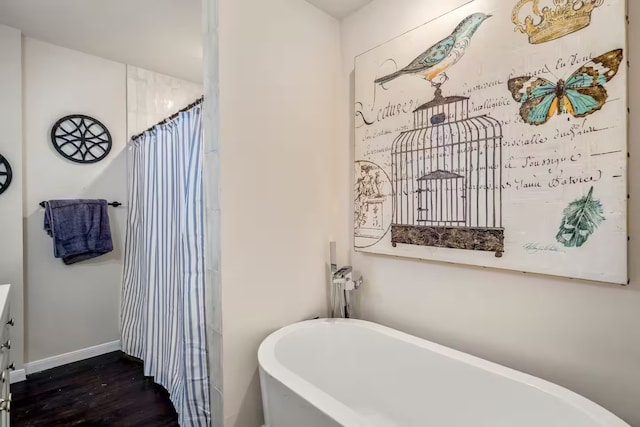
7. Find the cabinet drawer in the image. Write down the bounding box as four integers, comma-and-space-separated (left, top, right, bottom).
0, 302, 9, 335
0, 390, 9, 426
0, 371, 8, 400
0, 285, 10, 427
0, 327, 8, 352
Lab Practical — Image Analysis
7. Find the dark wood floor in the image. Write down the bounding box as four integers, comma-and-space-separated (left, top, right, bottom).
11, 351, 179, 427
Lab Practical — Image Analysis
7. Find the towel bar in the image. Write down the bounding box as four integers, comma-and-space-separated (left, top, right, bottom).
39, 201, 122, 208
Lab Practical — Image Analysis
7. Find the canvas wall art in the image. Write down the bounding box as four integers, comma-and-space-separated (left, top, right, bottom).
354, 0, 628, 284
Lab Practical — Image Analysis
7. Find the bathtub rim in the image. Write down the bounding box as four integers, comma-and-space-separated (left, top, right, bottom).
259, 320, 367, 426
258, 318, 630, 427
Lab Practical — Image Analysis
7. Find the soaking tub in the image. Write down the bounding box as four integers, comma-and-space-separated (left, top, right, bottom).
258, 319, 630, 427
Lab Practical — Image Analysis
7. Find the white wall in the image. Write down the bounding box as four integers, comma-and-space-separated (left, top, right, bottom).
23, 38, 128, 362
218, 0, 341, 425
127, 66, 203, 138
0, 25, 25, 370
339, 1, 640, 426
21, 39, 208, 365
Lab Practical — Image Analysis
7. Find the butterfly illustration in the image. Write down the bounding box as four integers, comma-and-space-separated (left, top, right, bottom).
507, 49, 624, 126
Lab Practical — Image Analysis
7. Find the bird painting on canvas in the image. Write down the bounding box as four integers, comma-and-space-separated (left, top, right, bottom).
375, 13, 492, 88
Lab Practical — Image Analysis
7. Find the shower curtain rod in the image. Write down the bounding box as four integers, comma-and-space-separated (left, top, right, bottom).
131, 95, 204, 141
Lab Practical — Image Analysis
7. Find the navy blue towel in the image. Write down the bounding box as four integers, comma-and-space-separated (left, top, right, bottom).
43, 199, 114, 265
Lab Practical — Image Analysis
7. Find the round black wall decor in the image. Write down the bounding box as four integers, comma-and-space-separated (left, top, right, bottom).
51, 115, 112, 164
0, 154, 13, 196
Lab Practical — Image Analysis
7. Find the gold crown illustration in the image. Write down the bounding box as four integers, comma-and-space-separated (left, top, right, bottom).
512, 0, 604, 44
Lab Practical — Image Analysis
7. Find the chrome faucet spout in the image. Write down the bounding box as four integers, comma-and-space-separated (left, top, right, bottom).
333, 266, 353, 279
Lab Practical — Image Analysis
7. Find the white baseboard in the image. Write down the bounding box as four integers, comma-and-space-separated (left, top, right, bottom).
9, 369, 26, 384
23, 340, 121, 377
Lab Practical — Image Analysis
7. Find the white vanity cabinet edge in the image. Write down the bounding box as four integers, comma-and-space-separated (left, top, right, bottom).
0, 284, 13, 427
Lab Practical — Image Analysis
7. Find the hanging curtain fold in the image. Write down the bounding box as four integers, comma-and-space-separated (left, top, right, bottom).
121, 103, 210, 426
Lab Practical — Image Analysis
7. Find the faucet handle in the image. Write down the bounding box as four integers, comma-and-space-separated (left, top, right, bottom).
354, 275, 363, 290
344, 273, 363, 291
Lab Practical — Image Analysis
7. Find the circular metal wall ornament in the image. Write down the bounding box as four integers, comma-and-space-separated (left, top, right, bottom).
51, 115, 112, 164
0, 154, 13, 196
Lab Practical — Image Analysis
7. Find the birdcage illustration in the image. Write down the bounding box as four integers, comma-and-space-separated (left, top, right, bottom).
390, 88, 504, 254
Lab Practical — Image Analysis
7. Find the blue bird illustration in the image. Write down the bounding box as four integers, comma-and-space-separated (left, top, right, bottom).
375, 13, 492, 87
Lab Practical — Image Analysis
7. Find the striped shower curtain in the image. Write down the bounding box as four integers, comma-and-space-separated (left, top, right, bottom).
121, 104, 210, 426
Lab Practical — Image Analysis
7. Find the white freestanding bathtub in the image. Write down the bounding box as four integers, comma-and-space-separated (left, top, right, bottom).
258, 319, 630, 427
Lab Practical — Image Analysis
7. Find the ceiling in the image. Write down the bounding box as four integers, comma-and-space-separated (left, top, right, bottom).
0, 0, 202, 83
304, 0, 373, 19
0, 0, 372, 82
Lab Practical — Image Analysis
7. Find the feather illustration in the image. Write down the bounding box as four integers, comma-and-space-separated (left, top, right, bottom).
556, 186, 605, 248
